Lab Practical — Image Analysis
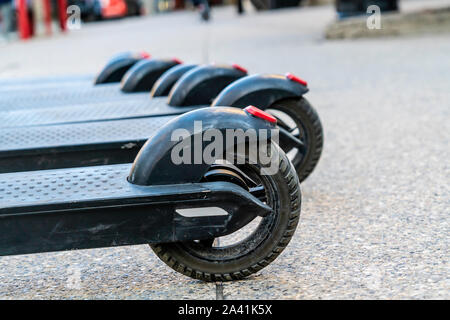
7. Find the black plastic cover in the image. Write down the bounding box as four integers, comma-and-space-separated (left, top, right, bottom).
121, 58, 181, 93
151, 64, 198, 97
94, 52, 145, 85
167, 64, 247, 107
212, 74, 309, 109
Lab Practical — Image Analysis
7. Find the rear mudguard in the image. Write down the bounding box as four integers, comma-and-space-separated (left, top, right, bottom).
151, 64, 198, 97
167, 64, 248, 107
94, 51, 149, 85
129, 107, 276, 186
211, 74, 309, 109
121, 58, 182, 93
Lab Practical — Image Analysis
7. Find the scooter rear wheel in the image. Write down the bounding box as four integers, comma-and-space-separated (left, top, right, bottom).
150, 143, 301, 281
267, 97, 323, 182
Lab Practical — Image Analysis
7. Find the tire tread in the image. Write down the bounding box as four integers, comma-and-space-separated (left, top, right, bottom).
151, 146, 301, 281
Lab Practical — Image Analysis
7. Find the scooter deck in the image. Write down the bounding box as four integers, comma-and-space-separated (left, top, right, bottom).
0, 116, 174, 173
0, 74, 93, 87
0, 98, 197, 128
0, 80, 93, 93
0, 163, 225, 213
0, 75, 95, 97
0, 163, 135, 210
0, 164, 261, 255
0, 81, 115, 96
0, 83, 146, 112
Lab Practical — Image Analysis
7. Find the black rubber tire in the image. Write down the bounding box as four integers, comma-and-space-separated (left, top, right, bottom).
150, 143, 301, 282
268, 97, 323, 183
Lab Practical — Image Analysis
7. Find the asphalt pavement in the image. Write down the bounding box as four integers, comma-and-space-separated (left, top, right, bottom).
0, 2, 448, 299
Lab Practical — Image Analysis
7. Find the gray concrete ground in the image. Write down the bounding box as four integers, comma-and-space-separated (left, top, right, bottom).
0, 1, 449, 299
326, 0, 450, 39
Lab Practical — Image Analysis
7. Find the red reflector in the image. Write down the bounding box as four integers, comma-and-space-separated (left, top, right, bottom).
140, 51, 151, 59
232, 63, 248, 74
172, 57, 183, 64
244, 106, 277, 124
286, 73, 308, 86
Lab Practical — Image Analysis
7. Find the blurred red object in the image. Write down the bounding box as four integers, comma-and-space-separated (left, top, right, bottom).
17, 0, 31, 39
101, 0, 127, 18
43, 0, 52, 35
57, 0, 68, 31
17, 0, 68, 40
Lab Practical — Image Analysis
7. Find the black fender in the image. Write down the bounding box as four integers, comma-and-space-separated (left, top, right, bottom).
121, 58, 182, 93
128, 106, 276, 186
167, 64, 248, 106
94, 51, 150, 85
150, 63, 198, 97
211, 73, 309, 109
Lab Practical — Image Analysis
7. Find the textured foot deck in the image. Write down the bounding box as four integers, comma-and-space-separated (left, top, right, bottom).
0, 116, 174, 153
0, 163, 214, 213
0, 84, 147, 111
0, 79, 94, 94
0, 74, 93, 88
0, 163, 215, 216
0, 98, 197, 128
0, 164, 134, 208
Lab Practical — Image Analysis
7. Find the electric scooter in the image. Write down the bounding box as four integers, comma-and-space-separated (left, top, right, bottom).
0, 64, 247, 125
0, 71, 323, 182
0, 106, 302, 282
0, 56, 191, 111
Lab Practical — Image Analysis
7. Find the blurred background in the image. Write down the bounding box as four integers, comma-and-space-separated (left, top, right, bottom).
1, 0, 449, 76
1, 0, 447, 43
